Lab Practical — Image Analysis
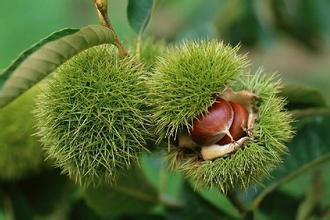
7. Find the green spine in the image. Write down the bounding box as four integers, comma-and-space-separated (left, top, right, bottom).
149, 40, 293, 191
35, 45, 151, 186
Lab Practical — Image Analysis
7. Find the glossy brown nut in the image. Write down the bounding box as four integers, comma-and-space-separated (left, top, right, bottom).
217, 101, 249, 145
190, 98, 234, 146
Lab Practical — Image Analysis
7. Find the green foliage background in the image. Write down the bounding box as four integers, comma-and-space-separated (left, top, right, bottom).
1, 0, 330, 219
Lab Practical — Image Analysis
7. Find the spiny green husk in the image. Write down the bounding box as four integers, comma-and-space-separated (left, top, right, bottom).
0, 87, 43, 181
167, 72, 293, 192
149, 40, 293, 192
138, 38, 167, 71
148, 40, 248, 142
34, 45, 151, 186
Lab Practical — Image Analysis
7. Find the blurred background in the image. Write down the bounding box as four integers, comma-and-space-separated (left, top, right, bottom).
1, 0, 330, 219
1, 0, 330, 103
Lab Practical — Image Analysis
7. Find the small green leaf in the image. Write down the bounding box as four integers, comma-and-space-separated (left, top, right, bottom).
249, 115, 330, 209
127, 0, 154, 33
281, 84, 327, 110
196, 188, 241, 218
0, 25, 115, 108
165, 183, 227, 220
83, 166, 158, 218
141, 152, 183, 203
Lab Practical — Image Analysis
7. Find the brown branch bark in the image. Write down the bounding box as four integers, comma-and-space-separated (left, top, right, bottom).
93, 0, 128, 57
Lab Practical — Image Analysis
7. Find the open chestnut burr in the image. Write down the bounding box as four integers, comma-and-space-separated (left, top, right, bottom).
178, 87, 257, 161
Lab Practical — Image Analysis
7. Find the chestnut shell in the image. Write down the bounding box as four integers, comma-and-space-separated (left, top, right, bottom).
217, 101, 249, 145
190, 98, 234, 146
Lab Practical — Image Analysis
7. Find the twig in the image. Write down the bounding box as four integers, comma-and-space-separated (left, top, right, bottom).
93, 0, 129, 57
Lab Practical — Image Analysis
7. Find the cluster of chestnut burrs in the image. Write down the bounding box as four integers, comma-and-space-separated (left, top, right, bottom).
178, 87, 257, 161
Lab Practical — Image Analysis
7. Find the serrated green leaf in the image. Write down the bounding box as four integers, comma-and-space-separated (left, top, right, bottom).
0, 25, 115, 108
281, 84, 327, 110
127, 0, 154, 33
247, 115, 330, 209
83, 166, 158, 218
0, 28, 78, 85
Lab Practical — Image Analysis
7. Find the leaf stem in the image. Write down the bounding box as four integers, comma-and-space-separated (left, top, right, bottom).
94, 0, 129, 57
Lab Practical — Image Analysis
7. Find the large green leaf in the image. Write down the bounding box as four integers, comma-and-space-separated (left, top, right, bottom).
257, 191, 301, 220
296, 171, 324, 220
244, 115, 330, 209
83, 166, 158, 218
127, 0, 154, 33
281, 84, 327, 110
0, 25, 115, 108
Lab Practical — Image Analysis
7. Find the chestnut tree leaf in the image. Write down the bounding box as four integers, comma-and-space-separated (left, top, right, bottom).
82, 166, 158, 218
257, 191, 301, 220
141, 153, 239, 218
165, 183, 228, 220
281, 84, 327, 110
296, 171, 324, 220
127, 0, 154, 33
240, 115, 330, 209
0, 25, 115, 108
196, 188, 241, 218
141, 152, 183, 204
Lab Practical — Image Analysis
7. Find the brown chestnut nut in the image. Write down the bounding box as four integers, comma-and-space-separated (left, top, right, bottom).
190, 98, 234, 146
217, 101, 249, 145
